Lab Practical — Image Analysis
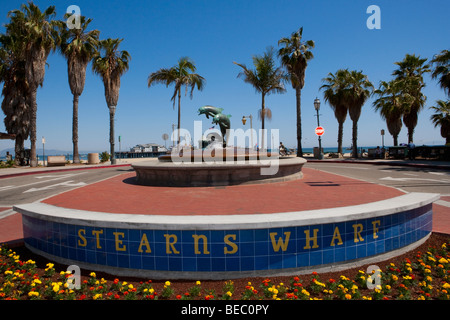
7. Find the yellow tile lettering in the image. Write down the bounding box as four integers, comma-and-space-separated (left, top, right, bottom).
224, 234, 238, 254
304, 229, 319, 249
270, 231, 291, 252
138, 233, 152, 253
164, 234, 180, 254
192, 234, 210, 254
113, 232, 127, 252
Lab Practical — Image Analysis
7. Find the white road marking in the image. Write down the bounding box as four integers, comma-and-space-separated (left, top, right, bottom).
23, 180, 87, 193
380, 176, 448, 183
0, 173, 86, 192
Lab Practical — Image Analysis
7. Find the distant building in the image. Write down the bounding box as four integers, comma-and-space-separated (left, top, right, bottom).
130, 143, 168, 153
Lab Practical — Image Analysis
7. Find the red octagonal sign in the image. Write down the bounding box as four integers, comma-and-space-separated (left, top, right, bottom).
315, 126, 325, 136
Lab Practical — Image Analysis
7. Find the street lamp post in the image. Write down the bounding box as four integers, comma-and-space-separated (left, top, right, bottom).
42, 137, 45, 166
314, 98, 323, 160
241, 115, 254, 150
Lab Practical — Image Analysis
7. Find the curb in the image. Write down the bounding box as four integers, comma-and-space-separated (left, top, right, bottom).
0, 163, 131, 179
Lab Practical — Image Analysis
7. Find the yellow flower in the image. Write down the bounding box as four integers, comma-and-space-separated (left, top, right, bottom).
439, 257, 448, 264
196, 281, 201, 286
90, 272, 96, 278
28, 291, 39, 297
93, 293, 102, 300
345, 294, 352, 300
165, 281, 171, 286
52, 283, 60, 293
226, 291, 232, 297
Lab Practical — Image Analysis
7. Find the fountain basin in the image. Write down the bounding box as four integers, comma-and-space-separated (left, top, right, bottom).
132, 156, 306, 187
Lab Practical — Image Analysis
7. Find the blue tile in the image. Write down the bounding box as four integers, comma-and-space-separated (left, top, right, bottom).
97, 252, 107, 266
155, 257, 169, 271
182, 257, 197, 271
142, 256, 155, 270
240, 242, 255, 257
168, 257, 183, 271
241, 257, 255, 271
346, 246, 356, 260
255, 256, 269, 270
211, 258, 226, 271
225, 257, 239, 271
255, 229, 268, 241
255, 242, 269, 256
356, 244, 367, 258
282, 254, 296, 269
297, 252, 309, 267
269, 254, 283, 269
310, 251, 322, 265
323, 249, 334, 264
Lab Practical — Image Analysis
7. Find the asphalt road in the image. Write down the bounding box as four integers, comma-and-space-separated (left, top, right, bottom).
0, 166, 134, 207
305, 161, 450, 195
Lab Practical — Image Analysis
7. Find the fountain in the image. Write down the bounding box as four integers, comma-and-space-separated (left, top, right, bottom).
132, 105, 306, 187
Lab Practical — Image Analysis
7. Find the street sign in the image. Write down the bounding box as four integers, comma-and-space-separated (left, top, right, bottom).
315, 126, 325, 136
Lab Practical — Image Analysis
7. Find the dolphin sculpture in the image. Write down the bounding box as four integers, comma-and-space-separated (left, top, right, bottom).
213, 113, 231, 147
198, 105, 223, 119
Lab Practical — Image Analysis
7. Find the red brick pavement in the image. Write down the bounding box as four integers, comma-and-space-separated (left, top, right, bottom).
42, 168, 405, 215
1, 167, 448, 245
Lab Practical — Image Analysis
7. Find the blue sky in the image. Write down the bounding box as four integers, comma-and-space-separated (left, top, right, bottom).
1, 0, 449, 153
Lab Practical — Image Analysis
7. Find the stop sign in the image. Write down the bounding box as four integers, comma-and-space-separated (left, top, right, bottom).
315, 126, 325, 136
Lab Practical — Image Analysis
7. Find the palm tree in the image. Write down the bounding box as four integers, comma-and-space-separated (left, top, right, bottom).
58, 15, 99, 164
148, 57, 205, 144
278, 27, 315, 157
345, 70, 373, 158
392, 54, 430, 143
234, 47, 287, 149
0, 32, 30, 165
92, 38, 130, 165
373, 79, 413, 146
431, 49, 450, 97
430, 100, 450, 145
320, 69, 349, 155
8, 2, 59, 167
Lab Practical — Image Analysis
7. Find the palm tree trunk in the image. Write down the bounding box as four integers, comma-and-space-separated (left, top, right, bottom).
337, 120, 344, 155
29, 88, 38, 167
407, 127, 414, 143
352, 120, 358, 158
295, 87, 303, 157
393, 134, 398, 146
109, 106, 116, 164
14, 135, 24, 166
261, 93, 265, 150
72, 94, 80, 164
177, 89, 181, 145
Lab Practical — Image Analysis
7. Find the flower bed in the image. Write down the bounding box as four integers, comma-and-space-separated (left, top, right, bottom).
1, 233, 449, 300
